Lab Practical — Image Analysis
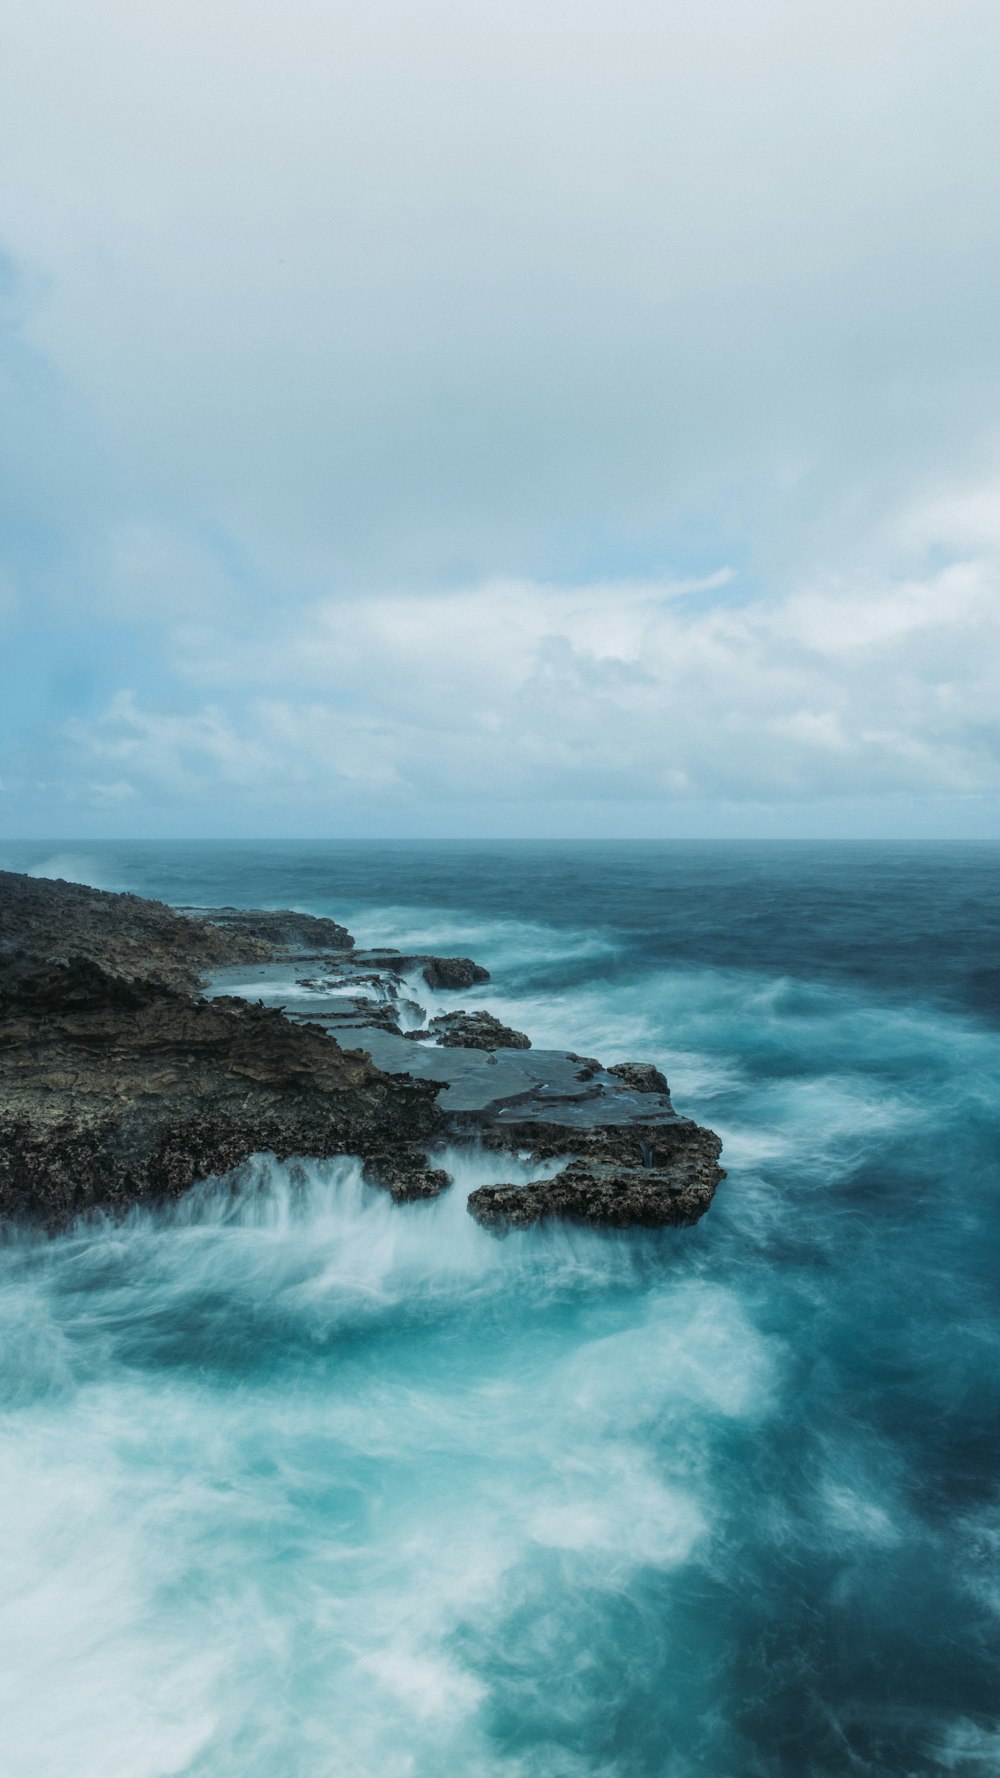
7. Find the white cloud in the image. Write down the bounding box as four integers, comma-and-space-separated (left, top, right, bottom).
1, 1, 999, 833
62, 486, 1000, 820
1, 0, 999, 585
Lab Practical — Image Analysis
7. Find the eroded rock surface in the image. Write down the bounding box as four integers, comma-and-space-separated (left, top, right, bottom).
419, 1009, 531, 1050
183, 905, 355, 954
0, 875, 443, 1223
420, 957, 491, 990
607, 1061, 670, 1095
362, 1153, 453, 1204
0, 949, 442, 1222
467, 1138, 722, 1232
0, 869, 269, 993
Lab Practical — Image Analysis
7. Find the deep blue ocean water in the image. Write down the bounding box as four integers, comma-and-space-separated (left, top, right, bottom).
1, 840, 998, 1778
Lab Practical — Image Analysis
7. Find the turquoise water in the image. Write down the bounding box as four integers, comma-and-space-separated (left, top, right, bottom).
1, 842, 998, 1777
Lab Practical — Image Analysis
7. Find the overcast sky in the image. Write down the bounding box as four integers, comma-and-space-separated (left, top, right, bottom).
1, 0, 999, 837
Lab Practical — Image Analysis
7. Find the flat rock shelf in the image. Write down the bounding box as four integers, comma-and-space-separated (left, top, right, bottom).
205, 955, 725, 1228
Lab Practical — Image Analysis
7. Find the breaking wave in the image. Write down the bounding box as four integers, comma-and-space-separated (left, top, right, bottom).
1, 842, 998, 1776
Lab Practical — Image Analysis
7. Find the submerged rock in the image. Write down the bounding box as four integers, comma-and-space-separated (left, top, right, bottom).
279, 948, 491, 993
297, 971, 399, 996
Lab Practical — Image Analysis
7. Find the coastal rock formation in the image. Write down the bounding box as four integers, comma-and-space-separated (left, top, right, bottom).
295, 996, 406, 1036
362, 1153, 453, 1203
0, 948, 443, 1223
464, 1110, 725, 1233
607, 1061, 670, 1095
186, 905, 354, 954
467, 1143, 721, 1232
416, 1009, 531, 1050
0, 869, 724, 1235
0, 868, 271, 993
420, 957, 491, 990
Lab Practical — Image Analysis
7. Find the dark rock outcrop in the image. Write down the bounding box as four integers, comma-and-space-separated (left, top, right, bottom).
420, 1009, 531, 1050
0, 869, 270, 993
0, 870, 725, 1236
420, 957, 491, 990
184, 905, 354, 954
467, 1125, 723, 1232
362, 1153, 453, 1204
0, 952, 442, 1223
607, 1061, 670, 1095
472, 1111, 715, 1171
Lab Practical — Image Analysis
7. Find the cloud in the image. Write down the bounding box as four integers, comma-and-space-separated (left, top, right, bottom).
1, 0, 999, 589
55, 495, 1000, 827
0, 1, 999, 834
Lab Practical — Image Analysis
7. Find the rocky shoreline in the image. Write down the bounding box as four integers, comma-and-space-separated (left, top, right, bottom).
0, 869, 724, 1232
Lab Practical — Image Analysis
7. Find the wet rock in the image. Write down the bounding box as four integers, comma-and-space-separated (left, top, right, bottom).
607, 1061, 670, 1095
467, 1129, 723, 1233
428, 1009, 531, 1050
0, 950, 442, 1224
303, 1022, 677, 1129
362, 1153, 453, 1203
420, 957, 491, 990
0, 871, 725, 1235
185, 905, 354, 954
296, 972, 397, 995
298, 997, 403, 1035
312, 950, 490, 992
474, 1117, 688, 1168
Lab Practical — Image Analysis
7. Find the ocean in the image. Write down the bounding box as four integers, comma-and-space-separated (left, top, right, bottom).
1, 840, 998, 1777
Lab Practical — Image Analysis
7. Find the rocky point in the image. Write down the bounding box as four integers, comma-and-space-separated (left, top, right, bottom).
0, 869, 724, 1231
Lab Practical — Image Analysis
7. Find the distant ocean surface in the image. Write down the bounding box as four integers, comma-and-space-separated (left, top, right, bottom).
1, 840, 998, 1778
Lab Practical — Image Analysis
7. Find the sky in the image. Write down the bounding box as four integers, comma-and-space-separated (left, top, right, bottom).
1, 0, 999, 839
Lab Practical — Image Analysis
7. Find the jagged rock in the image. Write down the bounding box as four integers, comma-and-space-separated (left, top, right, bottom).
473, 1117, 685, 1167
421, 957, 491, 990
608, 1061, 670, 1095
467, 1130, 723, 1233
187, 906, 354, 954
0, 869, 268, 993
0, 951, 441, 1224
362, 1153, 453, 1203
427, 1009, 531, 1050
